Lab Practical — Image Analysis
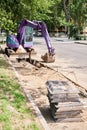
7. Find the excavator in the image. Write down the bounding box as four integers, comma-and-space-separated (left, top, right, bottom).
5, 19, 55, 63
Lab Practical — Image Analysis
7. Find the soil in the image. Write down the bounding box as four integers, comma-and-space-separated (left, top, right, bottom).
1, 44, 87, 130
8, 53, 87, 130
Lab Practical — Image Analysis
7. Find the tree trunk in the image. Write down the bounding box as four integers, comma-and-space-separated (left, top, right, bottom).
62, 0, 70, 37
62, 0, 69, 22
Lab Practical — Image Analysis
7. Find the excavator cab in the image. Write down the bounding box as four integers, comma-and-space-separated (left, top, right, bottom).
22, 26, 33, 48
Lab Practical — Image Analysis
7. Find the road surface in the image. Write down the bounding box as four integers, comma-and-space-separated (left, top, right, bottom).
33, 37, 87, 88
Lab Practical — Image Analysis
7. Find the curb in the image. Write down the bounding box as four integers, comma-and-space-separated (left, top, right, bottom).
75, 41, 87, 45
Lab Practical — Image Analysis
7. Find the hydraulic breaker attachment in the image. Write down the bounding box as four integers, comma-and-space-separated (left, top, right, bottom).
41, 53, 55, 63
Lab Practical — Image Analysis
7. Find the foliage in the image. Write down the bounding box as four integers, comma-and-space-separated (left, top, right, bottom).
69, 25, 81, 39
0, 0, 87, 34
70, 0, 87, 27
0, 9, 16, 34
62, 0, 87, 37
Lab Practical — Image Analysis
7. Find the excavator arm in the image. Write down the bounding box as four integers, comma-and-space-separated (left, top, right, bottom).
32, 21, 55, 55
17, 19, 55, 55
17, 19, 55, 62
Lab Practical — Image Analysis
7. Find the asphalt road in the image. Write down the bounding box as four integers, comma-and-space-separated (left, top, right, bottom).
33, 37, 87, 88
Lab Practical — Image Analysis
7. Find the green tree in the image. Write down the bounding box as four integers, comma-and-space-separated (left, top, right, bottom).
71, 0, 87, 27
0, 0, 87, 35
62, 0, 87, 38
70, 0, 87, 38
0, 0, 54, 33
0, 9, 16, 34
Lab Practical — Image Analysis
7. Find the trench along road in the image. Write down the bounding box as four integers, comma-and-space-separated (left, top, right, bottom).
1, 44, 87, 130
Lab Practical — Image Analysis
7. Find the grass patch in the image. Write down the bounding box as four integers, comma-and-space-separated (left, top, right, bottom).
0, 56, 40, 130
0, 99, 12, 130
30, 123, 40, 130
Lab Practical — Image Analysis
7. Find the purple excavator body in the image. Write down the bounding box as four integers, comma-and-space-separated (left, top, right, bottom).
6, 19, 54, 55
6, 19, 55, 62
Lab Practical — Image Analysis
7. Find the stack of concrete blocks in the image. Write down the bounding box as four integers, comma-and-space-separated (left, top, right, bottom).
46, 80, 84, 122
